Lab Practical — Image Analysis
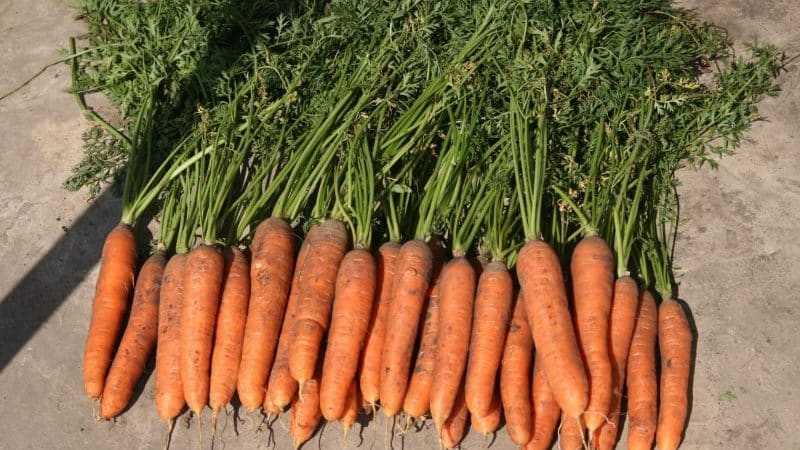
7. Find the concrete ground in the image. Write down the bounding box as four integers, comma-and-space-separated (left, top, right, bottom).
0, 1, 798, 449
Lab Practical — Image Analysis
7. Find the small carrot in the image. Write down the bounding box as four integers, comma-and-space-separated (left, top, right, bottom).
626, 290, 658, 450
559, 412, 586, 450
471, 392, 502, 436
439, 388, 469, 449
340, 381, 360, 440
320, 248, 376, 420
290, 377, 322, 449
500, 293, 533, 446
100, 251, 165, 418
155, 253, 186, 423
656, 298, 693, 450
525, 358, 561, 450
238, 218, 296, 411
84, 224, 137, 400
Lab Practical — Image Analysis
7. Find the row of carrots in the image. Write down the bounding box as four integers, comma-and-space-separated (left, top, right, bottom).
85, 218, 691, 450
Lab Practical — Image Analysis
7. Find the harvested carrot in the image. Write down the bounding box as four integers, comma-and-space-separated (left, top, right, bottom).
559, 413, 586, 450
656, 298, 693, 450
289, 220, 348, 386
379, 239, 433, 416
500, 293, 533, 446
359, 242, 400, 407
84, 224, 137, 400
100, 251, 165, 418
210, 247, 250, 427
401, 276, 440, 420
470, 393, 501, 436
340, 381, 360, 439
525, 358, 561, 450
517, 239, 588, 419
626, 290, 658, 450
595, 276, 640, 449
180, 244, 225, 414
570, 235, 614, 433
466, 260, 513, 418
430, 256, 476, 430
238, 218, 296, 411
440, 388, 469, 449
155, 253, 186, 422
320, 248, 376, 420
290, 377, 322, 449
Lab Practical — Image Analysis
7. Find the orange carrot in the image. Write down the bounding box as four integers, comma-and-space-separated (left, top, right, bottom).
84, 224, 137, 400
290, 377, 322, 449
238, 218, 296, 411
471, 392, 502, 436
379, 239, 433, 416
155, 253, 186, 423
100, 251, 165, 418
440, 388, 469, 449
559, 412, 586, 450
341, 381, 360, 438
525, 358, 561, 450
517, 240, 588, 419
656, 298, 693, 450
500, 293, 533, 446
595, 276, 640, 449
359, 242, 400, 407
466, 261, 513, 418
289, 220, 349, 386
430, 256, 476, 430
320, 248, 376, 420
626, 290, 658, 450
180, 244, 225, 414
209, 247, 250, 426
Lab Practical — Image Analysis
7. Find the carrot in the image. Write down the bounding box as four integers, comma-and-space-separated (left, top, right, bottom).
320, 248, 376, 420
289, 220, 349, 386
517, 240, 588, 419
359, 242, 400, 407
430, 256, 476, 429
466, 261, 513, 418
594, 276, 640, 450
626, 290, 658, 450
440, 388, 468, 449
209, 247, 250, 427
559, 412, 586, 450
500, 293, 533, 446
238, 218, 296, 411
379, 239, 433, 416
470, 393, 501, 436
155, 253, 186, 423
180, 244, 225, 414
525, 358, 561, 450
341, 381, 360, 438
656, 298, 693, 450
84, 224, 137, 400
100, 251, 165, 418
290, 377, 322, 449
570, 235, 614, 433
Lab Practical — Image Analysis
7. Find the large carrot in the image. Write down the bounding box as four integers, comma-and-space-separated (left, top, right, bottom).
595, 276, 640, 449
517, 240, 588, 419
100, 251, 165, 418
500, 293, 533, 446
209, 247, 250, 427
440, 388, 469, 449
525, 358, 561, 450
379, 239, 433, 416
84, 224, 137, 400
180, 244, 225, 414
238, 218, 296, 411
155, 253, 186, 423
471, 393, 501, 436
656, 298, 693, 450
289, 220, 349, 386
358, 242, 400, 407
401, 275, 440, 419
626, 290, 658, 450
466, 261, 513, 417
320, 248, 376, 420
559, 412, 586, 450
290, 377, 322, 449
430, 256, 476, 429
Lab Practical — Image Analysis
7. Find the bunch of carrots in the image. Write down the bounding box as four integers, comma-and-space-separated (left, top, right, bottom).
69, 1, 782, 449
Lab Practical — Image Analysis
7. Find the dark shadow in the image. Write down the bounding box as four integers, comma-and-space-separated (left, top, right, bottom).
677, 297, 698, 447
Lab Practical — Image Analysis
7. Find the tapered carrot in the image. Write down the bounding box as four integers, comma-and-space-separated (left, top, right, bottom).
525, 358, 561, 450
626, 290, 658, 450
210, 247, 250, 428
379, 239, 433, 416
559, 412, 586, 450
289, 220, 348, 386
100, 251, 165, 418
656, 298, 692, 450
430, 256, 476, 430
290, 377, 322, 449
440, 388, 468, 449
595, 276, 640, 449
471, 393, 501, 436
466, 261, 513, 418
84, 224, 137, 400
155, 253, 186, 423
341, 381, 360, 439
359, 242, 400, 407
320, 248, 376, 420
180, 244, 225, 414
500, 293, 533, 446
238, 218, 296, 411
517, 240, 588, 419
